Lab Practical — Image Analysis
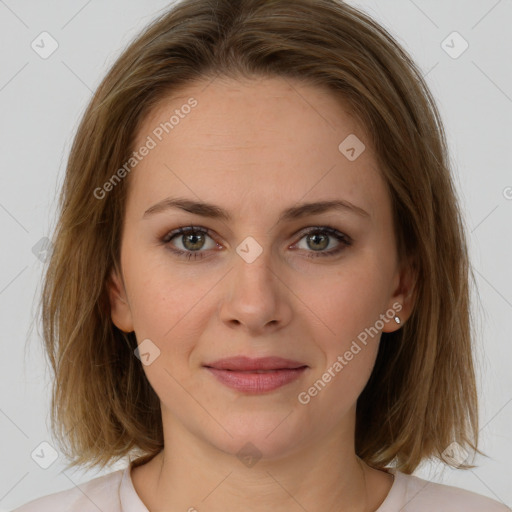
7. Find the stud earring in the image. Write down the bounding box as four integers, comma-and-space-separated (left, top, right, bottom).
394, 316, 401, 324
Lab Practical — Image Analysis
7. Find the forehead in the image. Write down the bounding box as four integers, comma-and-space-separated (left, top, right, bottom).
127, 76, 388, 222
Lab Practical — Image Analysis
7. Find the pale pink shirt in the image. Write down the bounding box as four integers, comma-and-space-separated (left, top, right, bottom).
11, 464, 510, 511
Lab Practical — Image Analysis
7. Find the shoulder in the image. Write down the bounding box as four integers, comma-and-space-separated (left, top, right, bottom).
391, 470, 510, 511
10, 469, 124, 512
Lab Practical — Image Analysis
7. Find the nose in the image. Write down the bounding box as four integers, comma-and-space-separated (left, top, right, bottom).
218, 243, 293, 335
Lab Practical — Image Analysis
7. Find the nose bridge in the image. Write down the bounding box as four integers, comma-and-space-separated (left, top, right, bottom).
218, 233, 291, 332
232, 234, 277, 297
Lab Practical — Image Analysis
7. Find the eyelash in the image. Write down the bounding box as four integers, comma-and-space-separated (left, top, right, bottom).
161, 225, 352, 261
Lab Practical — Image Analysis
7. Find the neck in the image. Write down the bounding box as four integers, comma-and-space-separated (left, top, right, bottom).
130, 416, 392, 512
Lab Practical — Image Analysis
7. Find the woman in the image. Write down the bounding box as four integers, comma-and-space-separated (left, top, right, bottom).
14, 0, 510, 510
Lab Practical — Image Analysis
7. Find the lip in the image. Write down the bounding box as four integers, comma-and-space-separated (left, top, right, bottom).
203, 356, 308, 393
205, 356, 307, 371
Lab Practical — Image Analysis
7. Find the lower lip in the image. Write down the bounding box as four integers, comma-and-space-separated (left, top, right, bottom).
206, 367, 307, 393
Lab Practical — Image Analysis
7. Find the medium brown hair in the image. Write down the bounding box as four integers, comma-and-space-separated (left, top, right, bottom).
40, 0, 480, 473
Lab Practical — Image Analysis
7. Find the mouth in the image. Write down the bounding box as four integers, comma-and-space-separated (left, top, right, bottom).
203, 356, 308, 393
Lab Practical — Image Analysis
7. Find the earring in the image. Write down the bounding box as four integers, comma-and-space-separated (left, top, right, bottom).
394, 315, 401, 324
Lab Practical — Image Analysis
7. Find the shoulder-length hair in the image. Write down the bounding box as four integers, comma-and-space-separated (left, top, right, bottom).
40, 0, 480, 473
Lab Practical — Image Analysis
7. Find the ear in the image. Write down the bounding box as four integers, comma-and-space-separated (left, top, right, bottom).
106, 267, 134, 333
382, 255, 418, 333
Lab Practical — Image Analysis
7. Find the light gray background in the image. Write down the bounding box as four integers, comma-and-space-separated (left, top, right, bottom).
1, 0, 511, 510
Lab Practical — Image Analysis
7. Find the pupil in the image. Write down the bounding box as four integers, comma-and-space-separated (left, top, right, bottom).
309, 233, 328, 250
184, 233, 204, 250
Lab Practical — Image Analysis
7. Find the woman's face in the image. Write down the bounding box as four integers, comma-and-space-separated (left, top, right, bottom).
108, 76, 413, 459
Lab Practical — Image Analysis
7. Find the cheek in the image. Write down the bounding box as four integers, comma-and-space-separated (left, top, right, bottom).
301, 258, 389, 398
316, 262, 389, 348
125, 254, 219, 365
301, 279, 384, 415
298, 346, 378, 425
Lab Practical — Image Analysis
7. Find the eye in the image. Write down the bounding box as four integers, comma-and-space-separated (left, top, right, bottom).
161, 225, 352, 261
162, 226, 219, 260
292, 226, 352, 258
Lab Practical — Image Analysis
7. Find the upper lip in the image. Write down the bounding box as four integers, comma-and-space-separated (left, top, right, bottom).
204, 356, 307, 371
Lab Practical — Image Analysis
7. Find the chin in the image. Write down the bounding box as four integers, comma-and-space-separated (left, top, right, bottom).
199, 409, 311, 462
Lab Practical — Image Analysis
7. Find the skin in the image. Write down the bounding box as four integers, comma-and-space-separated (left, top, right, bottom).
108, 75, 416, 512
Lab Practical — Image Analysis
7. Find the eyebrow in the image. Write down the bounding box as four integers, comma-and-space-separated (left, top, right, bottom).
143, 197, 370, 223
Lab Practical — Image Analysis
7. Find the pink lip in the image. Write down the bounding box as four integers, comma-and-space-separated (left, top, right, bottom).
204, 356, 308, 393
